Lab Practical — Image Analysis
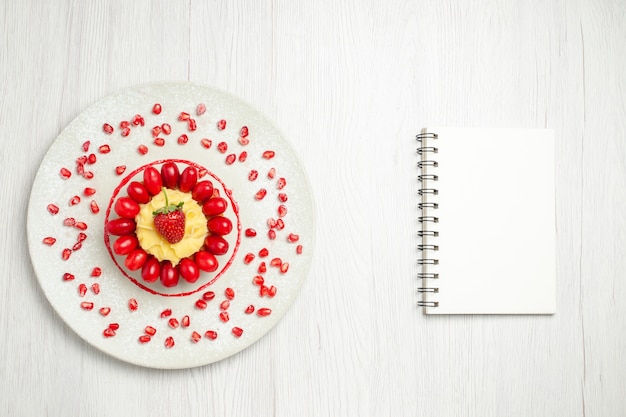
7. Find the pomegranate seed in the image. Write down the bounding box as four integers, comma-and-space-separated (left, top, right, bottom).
267, 218, 277, 229
238, 136, 250, 146
255, 189, 267, 200
188, 119, 197, 131
177, 134, 188, 144
280, 262, 290, 273
128, 298, 138, 311
115, 165, 126, 175
164, 336, 175, 348
253, 275, 264, 286
248, 170, 258, 181
245, 228, 257, 237
99, 307, 111, 316
152, 125, 162, 137
219, 311, 229, 322
277, 177, 287, 189
244, 253, 255, 264
98, 144, 111, 154
245, 305, 255, 314
60, 168, 71, 179
62, 248, 72, 260
75, 222, 88, 230
72, 242, 82, 251
132, 114, 145, 126
178, 112, 190, 121
77, 155, 88, 165
83, 171, 94, 179
91, 283, 100, 294
263, 150, 275, 159
160, 309, 172, 318
258, 262, 267, 273
259, 248, 269, 257
275, 219, 285, 230
182, 315, 190, 328
91, 267, 102, 277
47, 204, 60, 215
82, 141, 91, 152
257, 308, 272, 317
80, 301, 94, 310
161, 123, 172, 134
259, 285, 269, 297
220, 300, 230, 310
103, 123, 114, 134
205, 330, 218, 340
217, 119, 226, 130
191, 331, 202, 343
168, 318, 179, 329
224, 287, 235, 300
202, 291, 216, 301
232, 327, 243, 337
43, 237, 56, 246
64, 217, 76, 226
270, 257, 282, 267
198, 168, 208, 178
76, 163, 84, 175
267, 168, 276, 179
196, 103, 206, 115
63, 273, 75, 281
217, 142, 228, 153
77, 232, 87, 242
268, 230, 277, 240
108, 323, 120, 331
288, 233, 299, 243
296, 244, 303, 254
103, 328, 116, 338
120, 120, 130, 129
154, 138, 165, 146
277, 194, 288, 205
139, 335, 151, 344
138, 145, 148, 155
268, 285, 277, 297
195, 299, 207, 309
89, 200, 100, 214
238, 151, 247, 162
87, 153, 97, 164
240, 126, 249, 137
121, 127, 131, 137
201, 138, 212, 149
278, 205, 288, 218
152, 103, 162, 114
143, 326, 156, 336
225, 154, 236, 165
78, 283, 87, 297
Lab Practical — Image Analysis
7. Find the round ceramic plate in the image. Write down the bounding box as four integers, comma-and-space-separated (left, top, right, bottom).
27, 82, 315, 369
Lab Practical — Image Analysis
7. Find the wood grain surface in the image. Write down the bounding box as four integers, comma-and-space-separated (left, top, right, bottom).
1, 0, 625, 416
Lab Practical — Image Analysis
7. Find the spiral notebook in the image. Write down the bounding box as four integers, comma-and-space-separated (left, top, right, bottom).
416, 127, 556, 315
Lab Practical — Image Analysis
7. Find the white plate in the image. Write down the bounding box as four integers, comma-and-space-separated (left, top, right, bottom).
27, 82, 315, 369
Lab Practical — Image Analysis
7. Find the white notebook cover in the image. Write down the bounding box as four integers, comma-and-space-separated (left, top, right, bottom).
419, 128, 556, 314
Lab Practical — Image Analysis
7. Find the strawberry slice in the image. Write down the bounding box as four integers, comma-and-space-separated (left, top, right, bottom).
153, 189, 186, 244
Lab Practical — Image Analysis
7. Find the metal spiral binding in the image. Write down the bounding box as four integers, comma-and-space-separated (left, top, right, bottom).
416, 131, 439, 308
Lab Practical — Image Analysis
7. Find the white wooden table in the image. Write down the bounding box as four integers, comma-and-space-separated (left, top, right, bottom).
2, 1, 625, 416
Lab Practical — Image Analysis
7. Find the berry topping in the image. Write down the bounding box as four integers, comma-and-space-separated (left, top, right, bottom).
152, 188, 186, 244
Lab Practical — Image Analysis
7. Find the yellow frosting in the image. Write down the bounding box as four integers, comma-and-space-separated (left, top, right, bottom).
135, 189, 207, 266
